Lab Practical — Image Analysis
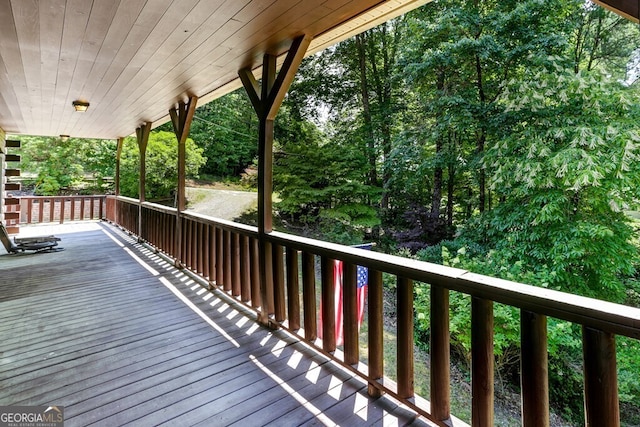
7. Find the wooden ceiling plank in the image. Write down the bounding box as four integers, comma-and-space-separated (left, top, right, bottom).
69, 0, 147, 125
0, 0, 430, 138
51, 0, 100, 138
110, 0, 378, 131
53, 0, 121, 137
0, 0, 32, 131
75, 0, 176, 137
85, 0, 359, 137
234, 0, 278, 24
81, 0, 173, 107
79, 0, 205, 135
0, 39, 23, 134
12, 0, 42, 132
39, 0, 65, 135
86, 3, 253, 136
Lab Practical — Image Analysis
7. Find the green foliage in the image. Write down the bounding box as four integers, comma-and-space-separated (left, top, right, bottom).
18, 136, 116, 195
187, 89, 257, 177
273, 106, 380, 242
119, 131, 206, 201
478, 65, 640, 300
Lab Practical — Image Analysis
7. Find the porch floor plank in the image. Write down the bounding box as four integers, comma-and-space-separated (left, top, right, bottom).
0, 222, 432, 426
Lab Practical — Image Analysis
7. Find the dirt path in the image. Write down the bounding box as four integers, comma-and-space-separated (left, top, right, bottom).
185, 187, 257, 220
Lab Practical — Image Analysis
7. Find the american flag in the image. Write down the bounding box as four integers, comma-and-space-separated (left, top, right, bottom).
318, 244, 371, 346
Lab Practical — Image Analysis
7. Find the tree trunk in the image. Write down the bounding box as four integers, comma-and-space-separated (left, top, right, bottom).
355, 33, 377, 188
475, 53, 486, 213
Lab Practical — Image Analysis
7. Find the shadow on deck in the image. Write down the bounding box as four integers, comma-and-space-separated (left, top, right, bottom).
0, 222, 432, 426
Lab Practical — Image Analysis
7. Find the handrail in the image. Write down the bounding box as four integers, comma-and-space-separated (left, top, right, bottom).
107, 195, 636, 426
18, 195, 106, 224
269, 230, 640, 339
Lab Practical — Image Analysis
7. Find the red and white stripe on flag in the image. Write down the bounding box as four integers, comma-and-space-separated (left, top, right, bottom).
318, 252, 369, 346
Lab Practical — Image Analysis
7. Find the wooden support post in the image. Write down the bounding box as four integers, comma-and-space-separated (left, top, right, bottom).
431, 286, 451, 421
169, 96, 198, 212
368, 269, 383, 398
397, 276, 414, 399
239, 35, 311, 326
472, 297, 494, 427
582, 327, 619, 427
521, 310, 549, 427
169, 96, 197, 268
115, 137, 124, 196
136, 123, 151, 238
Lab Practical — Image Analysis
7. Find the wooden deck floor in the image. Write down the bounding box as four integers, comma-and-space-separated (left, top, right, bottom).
0, 222, 432, 427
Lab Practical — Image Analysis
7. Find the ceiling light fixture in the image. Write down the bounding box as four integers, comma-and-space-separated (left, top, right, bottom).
72, 100, 90, 112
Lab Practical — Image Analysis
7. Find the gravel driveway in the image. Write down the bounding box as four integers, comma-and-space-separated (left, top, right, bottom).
185, 187, 257, 221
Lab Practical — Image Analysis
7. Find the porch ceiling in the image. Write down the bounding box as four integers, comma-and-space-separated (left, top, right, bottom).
0, 0, 429, 140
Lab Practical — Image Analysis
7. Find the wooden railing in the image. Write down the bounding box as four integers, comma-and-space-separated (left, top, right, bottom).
19, 195, 106, 224
106, 195, 640, 427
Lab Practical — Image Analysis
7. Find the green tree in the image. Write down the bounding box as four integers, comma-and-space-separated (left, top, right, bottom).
119, 131, 206, 201
188, 89, 257, 177
480, 64, 640, 300
273, 106, 380, 243
18, 136, 116, 195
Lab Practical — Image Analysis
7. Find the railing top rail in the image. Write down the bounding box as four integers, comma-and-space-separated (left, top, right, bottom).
268, 230, 640, 339
19, 195, 106, 199
185, 211, 259, 236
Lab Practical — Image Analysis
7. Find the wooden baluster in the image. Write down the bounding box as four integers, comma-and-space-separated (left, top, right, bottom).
216, 228, 224, 287
250, 237, 261, 308
208, 226, 216, 287
49, 198, 55, 223
224, 230, 232, 292
240, 235, 251, 302
302, 251, 317, 342
80, 197, 85, 220
186, 219, 193, 269
27, 198, 33, 224
397, 276, 414, 399
59, 197, 65, 224
273, 243, 285, 322
343, 262, 358, 365
232, 233, 241, 297
368, 269, 383, 398
431, 286, 450, 421
99, 196, 104, 219
521, 310, 549, 427
201, 223, 209, 279
286, 248, 300, 331
195, 222, 202, 273
321, 256, 336, 352
582, 327, 619, 427
472, 297, 494, 427
38, 199, 44, 223
90, 197, 95, 219
70, 197, 76, 222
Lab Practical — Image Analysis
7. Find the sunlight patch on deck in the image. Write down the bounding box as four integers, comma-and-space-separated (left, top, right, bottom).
328, 375, 343, 399
123, 247, 160, 276
158, 276, 240, 347
287, 350, 303, 369
305, 360, 321, 384
250, 354, 335, 426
